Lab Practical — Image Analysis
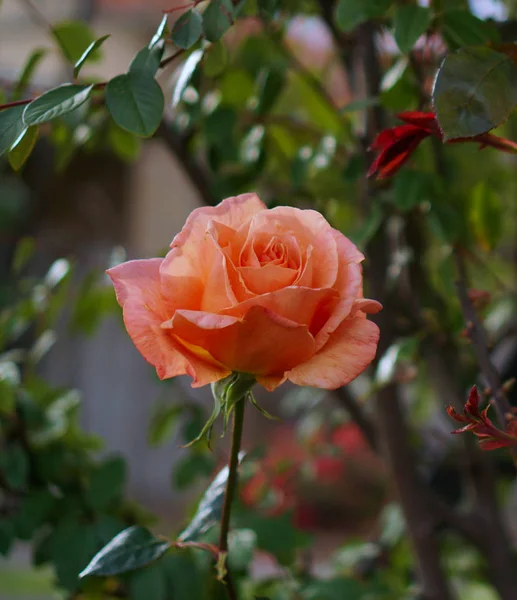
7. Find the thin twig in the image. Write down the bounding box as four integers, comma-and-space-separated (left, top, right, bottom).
453, 247, 515, 426
159, 48, 185, 69
19, 0, 53, 32
333, 387, 378, 451
155, 122, 216, 206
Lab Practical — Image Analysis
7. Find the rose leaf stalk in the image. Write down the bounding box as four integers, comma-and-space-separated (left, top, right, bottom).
217, 386, 247, 600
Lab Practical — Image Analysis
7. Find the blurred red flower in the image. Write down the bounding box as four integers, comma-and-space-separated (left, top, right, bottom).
241, 422, 383, 530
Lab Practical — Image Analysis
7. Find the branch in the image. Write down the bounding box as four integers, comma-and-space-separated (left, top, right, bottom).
159, 48, 185, 70
332, 387, 378, 451
453, 248, 514, 427
375, 386, 455, 600
155, 121, 216, 206
421, 121, 517, 599
357, 23, 454, 600
19, 0, 53, 33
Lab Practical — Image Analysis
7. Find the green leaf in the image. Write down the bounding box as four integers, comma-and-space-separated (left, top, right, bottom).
228, 529, 257, 572
302, 578, 372, 600
45, 258, 71, 288
0, 371, 20, 409
29, 330, 57, 364
70, 273, 118, 335
173, 452, 215, 489
172, 49, 203, 106
0, 106, 26, 157
50, 518, 99, 590
23, 84, 94, 126
128, 561, 168, 600
433, 47, 517, 141
161, 552, 204, 598
374, 338, 418, 386
340, 97, 379, 113
12, 49, 47, 101
393, 5, 430, 54
0, 443, 29, 490
380, 56, 408, 92
203, 106, 237, 146
130, 43, 165, 77
258, 0, 277, 18
0, 520, 15, 556
469, 181, 504, 252
379, 503, 405, 546
179, 455, 244, 542
393, 170, 433, 211
335, 0, 392, 33
235, 510, 311, 566
203, 0, 235, 42
74, 34, 110, 78
85, 457, 126, 511
8, 125, 38, 171
150, 14, 169, 47
29, 389, 81, 447
148, 402, 184, 446
204, 40, 228, 76
106, 72, 164, 137
442, 10, 499, 49
108, 123, 141, 162
457, 582, 499, 600
80, 526, 171, 578
428, 201, 464, 244
172, 9, 203, 49
13, 490, 55, 540
52, 21, 96, 64
255, 68, 285, 116
12, 237, 35, 273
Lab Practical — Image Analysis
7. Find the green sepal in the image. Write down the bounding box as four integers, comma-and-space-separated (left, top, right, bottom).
184, 373, 256, 448
248, 391, 279, 421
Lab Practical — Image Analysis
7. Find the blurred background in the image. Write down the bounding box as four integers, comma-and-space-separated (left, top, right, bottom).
2, 0, 517, 599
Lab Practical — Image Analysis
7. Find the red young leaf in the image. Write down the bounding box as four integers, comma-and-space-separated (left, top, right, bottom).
447, 385, 517, 451
368, 112, 517, 179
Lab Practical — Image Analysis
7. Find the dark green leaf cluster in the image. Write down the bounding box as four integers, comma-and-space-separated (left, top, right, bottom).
0, 242, 153, 597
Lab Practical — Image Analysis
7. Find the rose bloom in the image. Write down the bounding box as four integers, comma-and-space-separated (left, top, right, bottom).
107, 193, 381, 390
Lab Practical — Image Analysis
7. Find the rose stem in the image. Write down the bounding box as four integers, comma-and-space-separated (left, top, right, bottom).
218, 396, 246, 600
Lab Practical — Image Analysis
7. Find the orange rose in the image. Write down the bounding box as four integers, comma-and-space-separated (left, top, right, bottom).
107, 193, 381, 390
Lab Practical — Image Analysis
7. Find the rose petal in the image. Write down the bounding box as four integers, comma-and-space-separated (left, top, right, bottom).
313, 231, 365, 350
296, 245, 313, 287
171, 192, 266, 252
287, 317, 380, 389
238, 264, 298, 294
107, 259, 229, 385
247, 207, 339, 289
163, 227, 241, 313
351, 298, 383, 316
162, 193, 266, 284
256, 373, 288, 391
220, 286, 339, 332
165, 305, 316, 376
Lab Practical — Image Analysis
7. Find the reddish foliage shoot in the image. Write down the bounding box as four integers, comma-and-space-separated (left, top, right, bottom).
447, 386, 517, 450
368, 112, 517, 179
